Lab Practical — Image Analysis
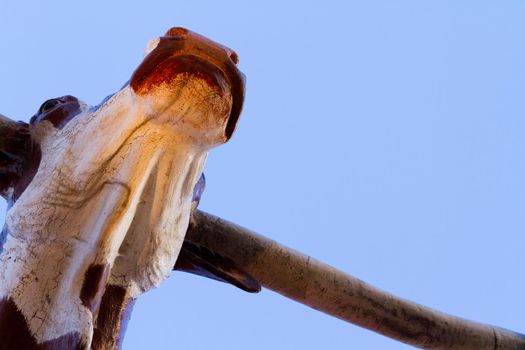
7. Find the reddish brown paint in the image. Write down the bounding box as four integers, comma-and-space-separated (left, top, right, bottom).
0, 119, 41, 205
80, 264, 111, 316
165, 27, 189, 37
132, 55, 228, 98
30, 95, 83, 130
12, 141, 41, 203
92, 285, 135, 350
0, 27, 249, 349
0, 120, 30, 197
1, 95, 82, 204
130, 27, 245, 141
0, 101, 84, 349
0, 298, 86, 350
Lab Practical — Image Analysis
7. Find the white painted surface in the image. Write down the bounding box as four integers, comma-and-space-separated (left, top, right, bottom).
0, 44, 233, 345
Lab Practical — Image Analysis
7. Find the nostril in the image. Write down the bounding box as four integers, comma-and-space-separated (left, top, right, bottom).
165, 27, 188, 37
228, 51, 239, 65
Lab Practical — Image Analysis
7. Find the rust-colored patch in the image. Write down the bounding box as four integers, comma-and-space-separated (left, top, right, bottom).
92, 285, 135, 350
80, 264, 110, 316
130, 27, 245, 141
0, 297, 85, 350
131, 54, 227, 96
165, 27, 189, 36
30, 95, 83, 130
130, 37, 184, 94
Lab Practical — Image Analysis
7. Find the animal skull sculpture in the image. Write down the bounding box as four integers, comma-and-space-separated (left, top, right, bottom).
0, 27, 253, 349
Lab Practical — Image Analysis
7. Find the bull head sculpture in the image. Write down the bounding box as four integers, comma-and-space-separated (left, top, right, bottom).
0, 27, 258, 350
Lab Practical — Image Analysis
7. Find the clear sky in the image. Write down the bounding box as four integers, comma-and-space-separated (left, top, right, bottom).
1, 1, 524, 349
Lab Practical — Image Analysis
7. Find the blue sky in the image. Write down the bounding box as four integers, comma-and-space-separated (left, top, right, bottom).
1, 1, 524, 349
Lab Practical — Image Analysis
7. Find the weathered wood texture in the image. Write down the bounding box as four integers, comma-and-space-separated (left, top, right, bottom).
186, 210, 525, 350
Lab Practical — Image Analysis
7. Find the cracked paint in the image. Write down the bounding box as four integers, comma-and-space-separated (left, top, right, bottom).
0, 27, 244, 349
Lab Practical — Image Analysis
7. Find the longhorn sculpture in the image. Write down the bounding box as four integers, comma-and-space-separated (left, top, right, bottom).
0, 28, 524, 350
0, 27, 251, 349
